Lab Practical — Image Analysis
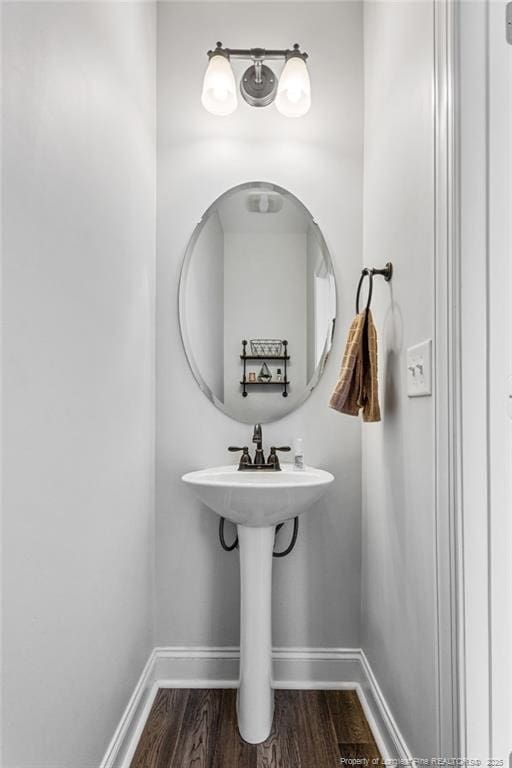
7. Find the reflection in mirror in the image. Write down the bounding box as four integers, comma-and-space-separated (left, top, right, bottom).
179, 182, 337, 423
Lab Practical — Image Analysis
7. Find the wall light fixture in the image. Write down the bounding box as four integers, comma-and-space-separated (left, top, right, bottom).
201, 42, 311, 117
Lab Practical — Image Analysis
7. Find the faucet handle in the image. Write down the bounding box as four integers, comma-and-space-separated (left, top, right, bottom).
267, 446, 291, 471
228, 446, 252, 469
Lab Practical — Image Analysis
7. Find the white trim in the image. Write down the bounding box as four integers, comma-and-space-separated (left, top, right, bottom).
158, 678, 239, 688
272, 646, 363, 661
432, 1, 512, 756
433, 0, 462, 757
99, 646, 411, 768
359, 651, 412, 763
487, 0, 512, 758
116, 684, 160, 768
99, 650, 158, 768
456, 1, 512, 759
272, 680, 360, 689
153, 645, 239, 659
457, 0, 493, 759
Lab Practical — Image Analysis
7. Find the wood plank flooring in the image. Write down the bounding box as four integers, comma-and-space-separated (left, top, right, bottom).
130, 689, 382, 768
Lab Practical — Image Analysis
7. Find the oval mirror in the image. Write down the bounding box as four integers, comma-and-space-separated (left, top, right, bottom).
179, 182, 337, 424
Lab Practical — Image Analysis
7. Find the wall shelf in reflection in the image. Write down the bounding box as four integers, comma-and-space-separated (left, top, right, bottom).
240, 339, 289, 398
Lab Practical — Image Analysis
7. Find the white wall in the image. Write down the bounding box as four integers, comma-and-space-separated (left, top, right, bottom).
361, 0, 437, 758
2, 3, 156, 767
156, 1, 363, 648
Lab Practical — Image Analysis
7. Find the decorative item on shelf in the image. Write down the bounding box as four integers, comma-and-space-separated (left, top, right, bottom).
250, 339, 283, 357
275, 368, 283, 382
248, 372, 256, 382
258, 362, 272, 382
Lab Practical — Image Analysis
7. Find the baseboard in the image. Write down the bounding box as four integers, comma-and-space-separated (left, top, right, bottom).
99, 650, 159, 768
99, 646, 411, 768
359, 650, 413, 762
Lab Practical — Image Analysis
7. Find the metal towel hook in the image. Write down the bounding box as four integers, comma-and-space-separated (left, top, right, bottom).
355, 262, 393, 314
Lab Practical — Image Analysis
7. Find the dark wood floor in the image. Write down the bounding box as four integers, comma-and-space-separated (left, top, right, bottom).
130, 688, 382, 768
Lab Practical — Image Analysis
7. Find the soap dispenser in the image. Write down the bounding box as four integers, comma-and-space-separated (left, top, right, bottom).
294, 438, 305, 470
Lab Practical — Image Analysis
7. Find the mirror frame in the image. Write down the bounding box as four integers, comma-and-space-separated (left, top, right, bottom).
178, 181, 337, 424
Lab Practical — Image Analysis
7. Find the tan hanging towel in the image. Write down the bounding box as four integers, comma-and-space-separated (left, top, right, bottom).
329, 309, 381, 422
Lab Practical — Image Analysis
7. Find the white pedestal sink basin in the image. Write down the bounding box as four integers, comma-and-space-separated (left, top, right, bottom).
181, 463, 334, 743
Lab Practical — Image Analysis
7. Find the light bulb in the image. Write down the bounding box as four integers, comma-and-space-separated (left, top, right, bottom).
276, 56, 311, 117
287, 86, 302, 104
258, 194, 269, 213
201, 54, 237, 116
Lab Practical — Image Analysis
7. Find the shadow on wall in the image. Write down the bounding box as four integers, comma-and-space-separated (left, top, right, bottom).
382, 294, 403, 417
379, 294, 408, 628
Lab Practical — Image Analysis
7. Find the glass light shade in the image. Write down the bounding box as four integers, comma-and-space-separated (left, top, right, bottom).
275, 56, 311, 117
201, 54, 237, 116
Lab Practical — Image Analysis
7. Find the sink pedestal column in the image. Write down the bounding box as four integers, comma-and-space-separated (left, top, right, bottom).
236, 524, 274, 744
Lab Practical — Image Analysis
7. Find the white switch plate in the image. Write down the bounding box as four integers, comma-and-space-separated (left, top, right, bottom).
407, 340, 432, 397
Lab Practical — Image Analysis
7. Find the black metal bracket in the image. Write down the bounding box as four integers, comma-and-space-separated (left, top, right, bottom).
356, 262, 393, 313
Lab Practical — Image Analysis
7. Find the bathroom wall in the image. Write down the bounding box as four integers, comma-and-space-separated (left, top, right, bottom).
361, 0, 437, 757
2, 3, 156, 767
156, 1, 364, 647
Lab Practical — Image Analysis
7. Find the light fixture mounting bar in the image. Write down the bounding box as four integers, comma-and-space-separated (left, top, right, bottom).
207, 42, 308, 62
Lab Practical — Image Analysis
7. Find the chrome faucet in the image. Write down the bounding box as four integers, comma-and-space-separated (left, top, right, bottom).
229, 424, 291, 471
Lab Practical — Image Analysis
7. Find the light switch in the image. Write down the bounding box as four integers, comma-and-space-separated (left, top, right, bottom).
407, 340, 432, 397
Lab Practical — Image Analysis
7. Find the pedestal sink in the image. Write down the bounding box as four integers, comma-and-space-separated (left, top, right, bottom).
181, 463, 334, 743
